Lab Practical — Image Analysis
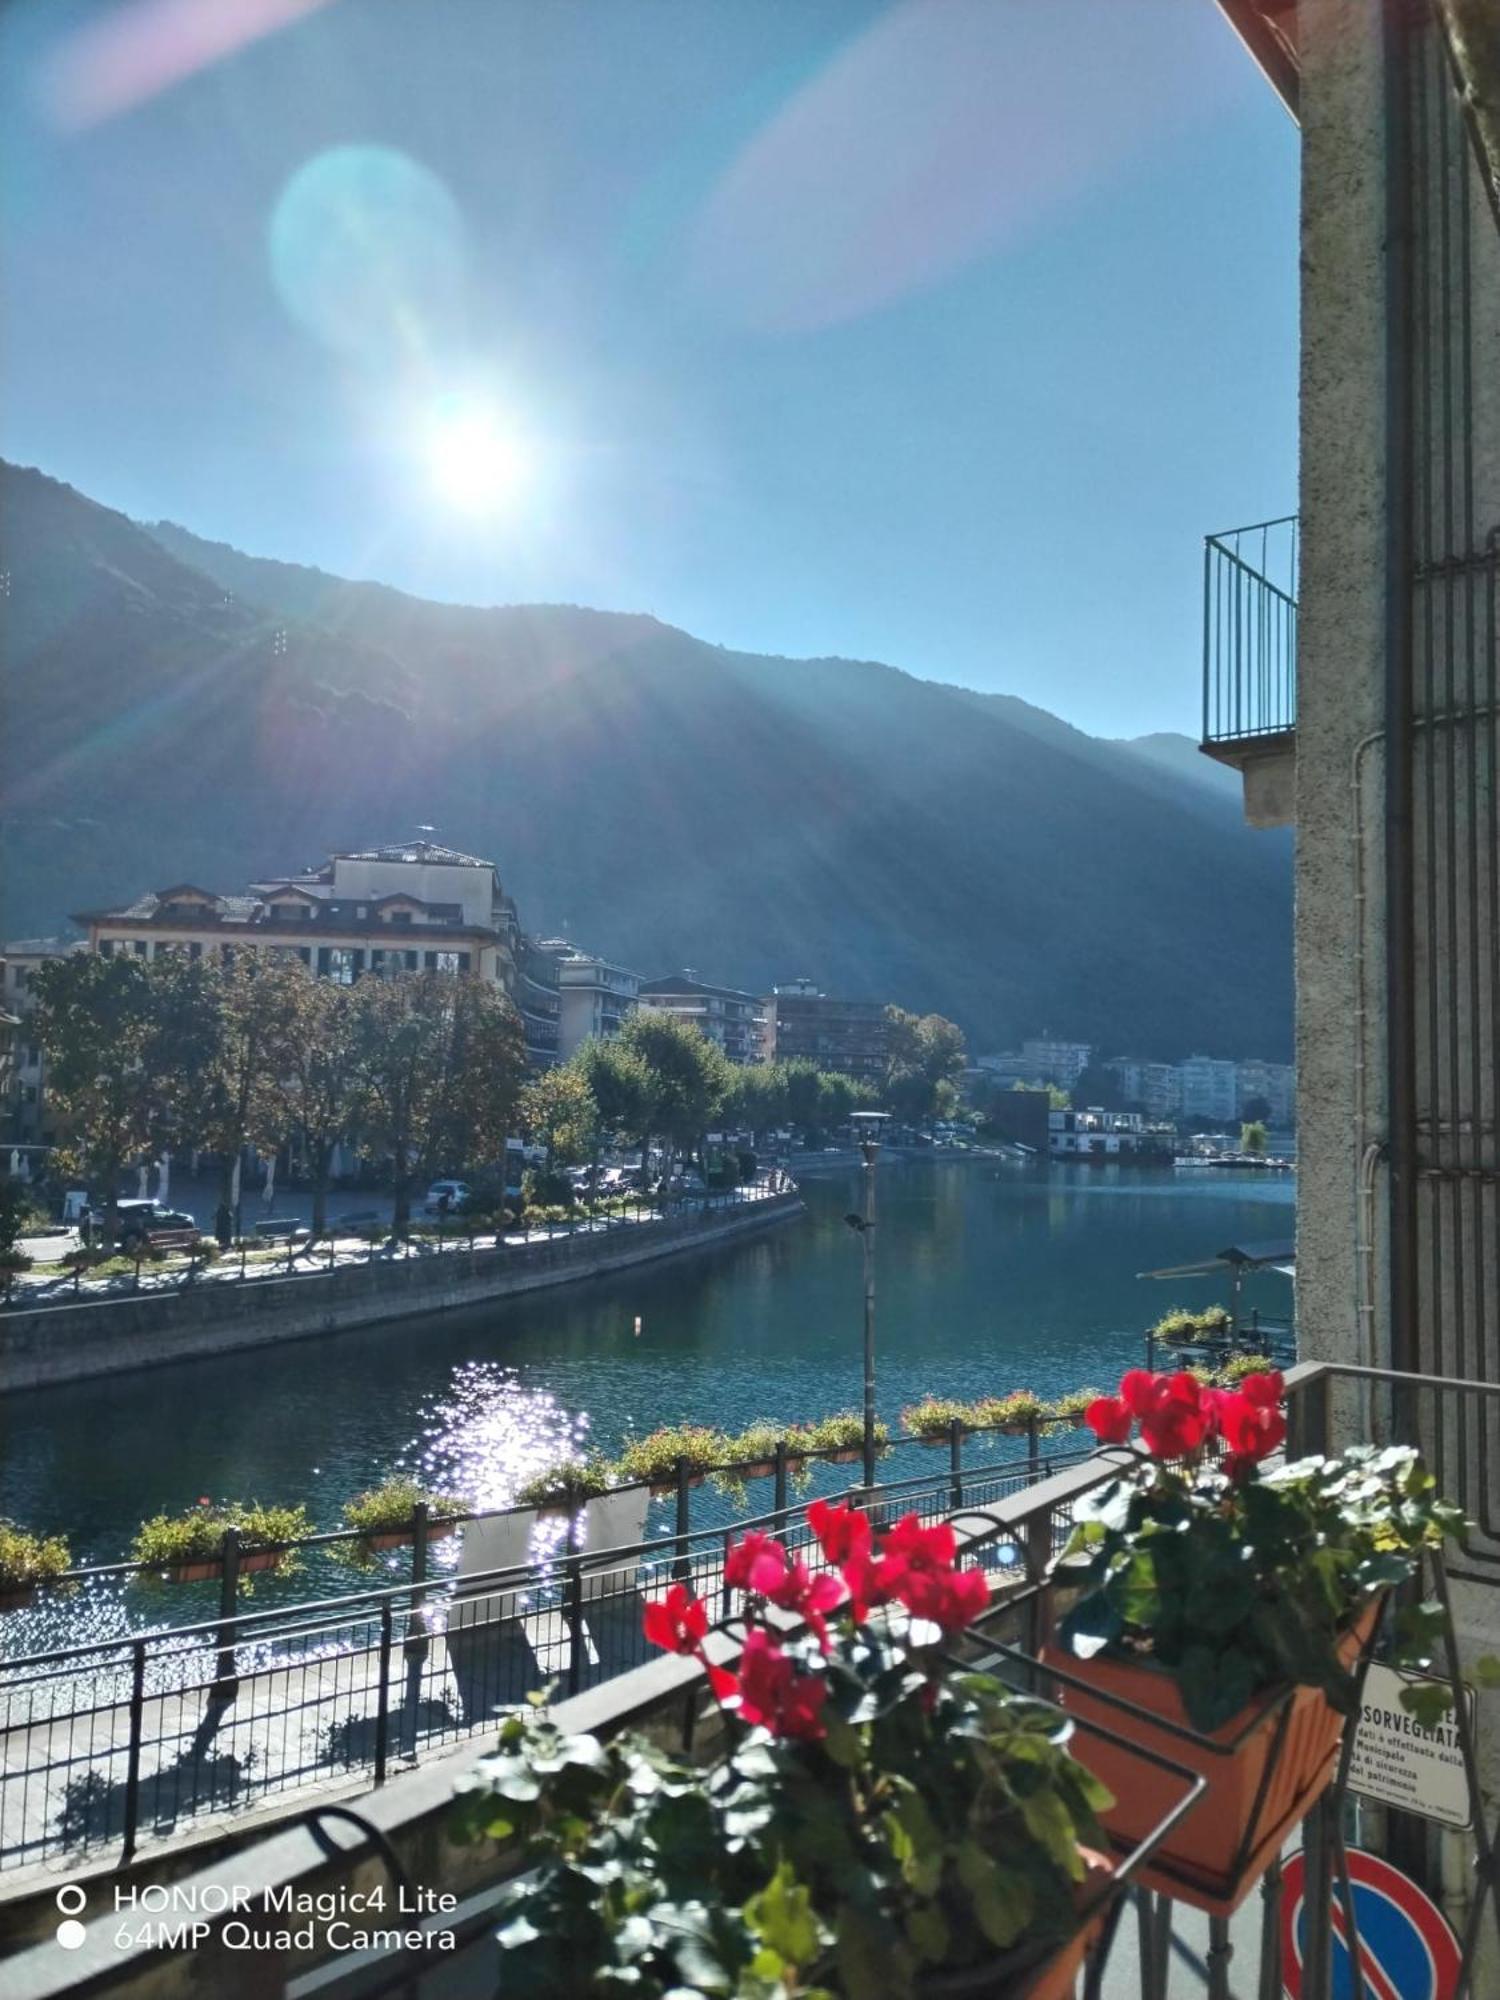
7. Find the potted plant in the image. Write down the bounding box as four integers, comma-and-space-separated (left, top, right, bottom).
617, 1425, 729, 1496
343, 1475, 471, 1552
974, 1390, 1047, 1437
902, 1395, 974, 1446
458, 1503, 1125, 1998
0, 1520, 70, 1611
1217, 1351, 1276, 1386
804, 1410, 889, 1465
131, 1499, 313, 1584
513, 1453, 616, 1522
1045, 1388, 1101, 1433
711, 1422, 802, 1501
1046, 1368, 1464, 1909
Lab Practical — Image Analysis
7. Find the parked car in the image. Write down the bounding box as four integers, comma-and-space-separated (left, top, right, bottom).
423, 1180, 472, 1216
90, 1200, 201, 1250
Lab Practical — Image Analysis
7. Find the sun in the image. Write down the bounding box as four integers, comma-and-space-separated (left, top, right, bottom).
423, 400, 527, 514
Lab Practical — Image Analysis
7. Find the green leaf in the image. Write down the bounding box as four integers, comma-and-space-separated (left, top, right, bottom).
1399, 1682, 1456, 1732
743, 1862, 823, 1969
906, 1902, 950, 1965
1021, 1787, 1085, 1881
956, 1840, 1034, 1948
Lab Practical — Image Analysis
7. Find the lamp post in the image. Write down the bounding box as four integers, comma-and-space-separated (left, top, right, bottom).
846, 1112, 890, 1489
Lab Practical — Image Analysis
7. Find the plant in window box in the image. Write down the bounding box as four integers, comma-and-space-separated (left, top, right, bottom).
973, 1389, 1047, 1437
0, 1521, 70, 1611
1216, 1351, 1276, 1387
711, 1422, 814, 1501
616, 1424, 730, 1496
807, 1409, 888, 1465
512, 1453, 615, 1523
1046, 1368, 1464, 1910
902, 1395, 974, 1446
1045, 1389, 1102, 1434
342, 1475, 471, 1555
131, 1498, 313, 1585
458, 1504, 1124, 1999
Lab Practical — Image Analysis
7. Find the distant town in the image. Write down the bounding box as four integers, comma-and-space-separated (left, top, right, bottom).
1, 836, 1292, 1173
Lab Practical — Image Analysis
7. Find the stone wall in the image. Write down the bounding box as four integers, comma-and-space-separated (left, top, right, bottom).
0, 1195, 804, 1393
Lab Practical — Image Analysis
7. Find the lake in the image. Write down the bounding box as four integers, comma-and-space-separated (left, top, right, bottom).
2, 1157, 1294, 1579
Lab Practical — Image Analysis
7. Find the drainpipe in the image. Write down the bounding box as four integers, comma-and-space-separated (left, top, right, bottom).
1382, 0, 1418, 1397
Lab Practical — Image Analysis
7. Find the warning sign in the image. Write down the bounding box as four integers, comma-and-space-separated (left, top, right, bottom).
1348, 1663, 1474, 1830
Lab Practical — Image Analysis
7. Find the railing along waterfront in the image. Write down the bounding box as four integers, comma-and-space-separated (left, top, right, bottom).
1202, 513, 1299, 747
10, 1360, 1499, 2000
0, 1425, 1097, 1874
3, 1179, 790, 1313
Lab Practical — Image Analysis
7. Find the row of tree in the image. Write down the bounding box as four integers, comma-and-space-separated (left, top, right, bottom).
30, 958, 968, 1235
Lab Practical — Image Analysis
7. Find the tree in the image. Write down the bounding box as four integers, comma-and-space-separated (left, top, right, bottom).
1240, 1120, 1269, 1157
351, 973, 527, 1234
31, 954, 208, 1236
573, 1038, 654, 1163
271, 973, 363, 1237
615, 1011, 731, 1175
521, 1065, 598, 1171
882, 1007, 967, 1128
721, 1062, 789, 1143
193, 956, 306, 1233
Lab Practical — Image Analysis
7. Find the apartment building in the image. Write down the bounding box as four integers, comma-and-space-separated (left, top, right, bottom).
762, 979, 889, 1085
636, 973, 766, 1064
0, 937, 80, 1146
1176, 1054, 1240, 1127
1102, 1058, 1183, 1121
537, 941, 641, 1060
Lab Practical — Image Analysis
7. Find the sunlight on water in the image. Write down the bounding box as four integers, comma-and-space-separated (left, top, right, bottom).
409, 1361, 587, 1514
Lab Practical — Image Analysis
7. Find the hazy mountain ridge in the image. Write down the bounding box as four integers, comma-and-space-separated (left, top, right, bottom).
1, 462, 1291, 1058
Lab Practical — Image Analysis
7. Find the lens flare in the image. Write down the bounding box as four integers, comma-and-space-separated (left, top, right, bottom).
423, 400, 528, 514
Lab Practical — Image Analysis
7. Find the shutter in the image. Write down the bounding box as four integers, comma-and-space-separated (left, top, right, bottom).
458, 952, 471, 971
406, 950, 419, 971
316, 947, 330, 974
424, 951, 438, 971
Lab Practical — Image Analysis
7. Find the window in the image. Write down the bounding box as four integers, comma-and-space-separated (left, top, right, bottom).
435, 950, 461, 974
388, 910, 413, 926
133, 941, 148, 958
326, 948, 358, 985
98, 939, 115, 958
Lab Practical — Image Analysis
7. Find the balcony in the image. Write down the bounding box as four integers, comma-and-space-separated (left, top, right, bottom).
1200, 514, 1297, 828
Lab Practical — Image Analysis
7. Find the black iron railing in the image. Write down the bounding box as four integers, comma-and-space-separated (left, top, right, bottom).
1202, 514, 1299, 746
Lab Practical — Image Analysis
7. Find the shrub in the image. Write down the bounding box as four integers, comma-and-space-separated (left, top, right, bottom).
514, 1453, 616, 1511
131, 1499, 313, 1574
616, 1425, 730, 1489
344, 1475, 471, 1536
972, 1390, 1047, 1432
901, 1395, 973, 1441
805, 1410, 889, 1456
0, 1521, 71, 1592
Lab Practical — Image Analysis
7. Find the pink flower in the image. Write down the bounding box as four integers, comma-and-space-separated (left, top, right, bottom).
642, 1583, 708, 1656
807, 1498, 871, 1566
1086, 1395, 1133, 1444
734, 1628, 828, 1740
725, 1530, 792, 1596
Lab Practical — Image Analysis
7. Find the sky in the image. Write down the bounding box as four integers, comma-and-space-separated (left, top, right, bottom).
0, 0, 1298, 738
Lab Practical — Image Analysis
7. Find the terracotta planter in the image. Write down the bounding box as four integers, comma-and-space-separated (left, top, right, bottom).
917, 1850, 1114, 1999
360, 1521, 460, 1551
648, 1472, 707, 1497
0, 1583, 38, 1613
739, 1460, 777, 1480
826, 1447, 863, 1465
165, 1548, 284, 1584
914, 1433, 954, 1449
1041, 1599, 1381, 1915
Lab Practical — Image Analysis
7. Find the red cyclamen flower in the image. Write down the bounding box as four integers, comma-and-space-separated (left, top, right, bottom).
734, 1628, 828, 1740
642, 1582, 708, 1656
1085, 1394, 1133, 1444
1213, 1387, 1286, 1476
1137, 1372, 1214, 1459
1237, 1370, 1285, 1410
807, 1498, 871, 1566
724, 1529, 792, 1596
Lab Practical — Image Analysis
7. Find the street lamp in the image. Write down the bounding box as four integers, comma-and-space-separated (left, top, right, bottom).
845, 1111, 891, 1488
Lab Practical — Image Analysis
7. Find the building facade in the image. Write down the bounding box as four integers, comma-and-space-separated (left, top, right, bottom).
537, 942, 641, 1060
636, 973, 766, 1064
762, 980, 889, 1084
1176, 1054, 1241, 1127
0, 937, 79, 1148
1047, 1107, 1173, 1161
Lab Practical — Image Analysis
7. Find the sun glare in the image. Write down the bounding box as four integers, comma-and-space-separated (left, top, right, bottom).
423, 402, 527, 514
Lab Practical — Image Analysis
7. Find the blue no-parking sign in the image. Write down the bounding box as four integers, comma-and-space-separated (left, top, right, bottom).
1281, 1848, 1461, 2000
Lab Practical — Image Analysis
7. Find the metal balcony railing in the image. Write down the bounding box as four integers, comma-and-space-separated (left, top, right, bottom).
1202, 514, 1299, 747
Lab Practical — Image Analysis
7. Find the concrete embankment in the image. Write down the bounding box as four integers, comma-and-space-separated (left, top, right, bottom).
0, 1194, 805, 1393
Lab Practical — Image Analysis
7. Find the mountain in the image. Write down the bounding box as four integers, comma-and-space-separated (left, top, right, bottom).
1, 462, 1291, 1059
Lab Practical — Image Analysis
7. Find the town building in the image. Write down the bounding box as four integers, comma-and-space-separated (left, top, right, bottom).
536, 941, 641, 1060
0, 937, 80, 1148
1175, 1054, 1241, 1127
761, 979, 888, 1084
636, 973, 766, 1064
1047, 1107, 1173, 1161
1234, 1057, 1295, 1130
1020, 1038, 1093, 1088
1102, 1058, 1183, 1121
71, 840, 560, 1067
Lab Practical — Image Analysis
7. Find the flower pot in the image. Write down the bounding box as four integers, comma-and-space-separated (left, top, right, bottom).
359, 1521, 460, 1551
916, 1850, 1114, 1999
827, 1447, 863, 1465
648, 1473, 707, 1497
1041, 1598, 1381, 1915
739, 1460, 777, 1480
0, 1583, 38, 1613
165, 1548, 285, 1584
915, 1433, 953, 1449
